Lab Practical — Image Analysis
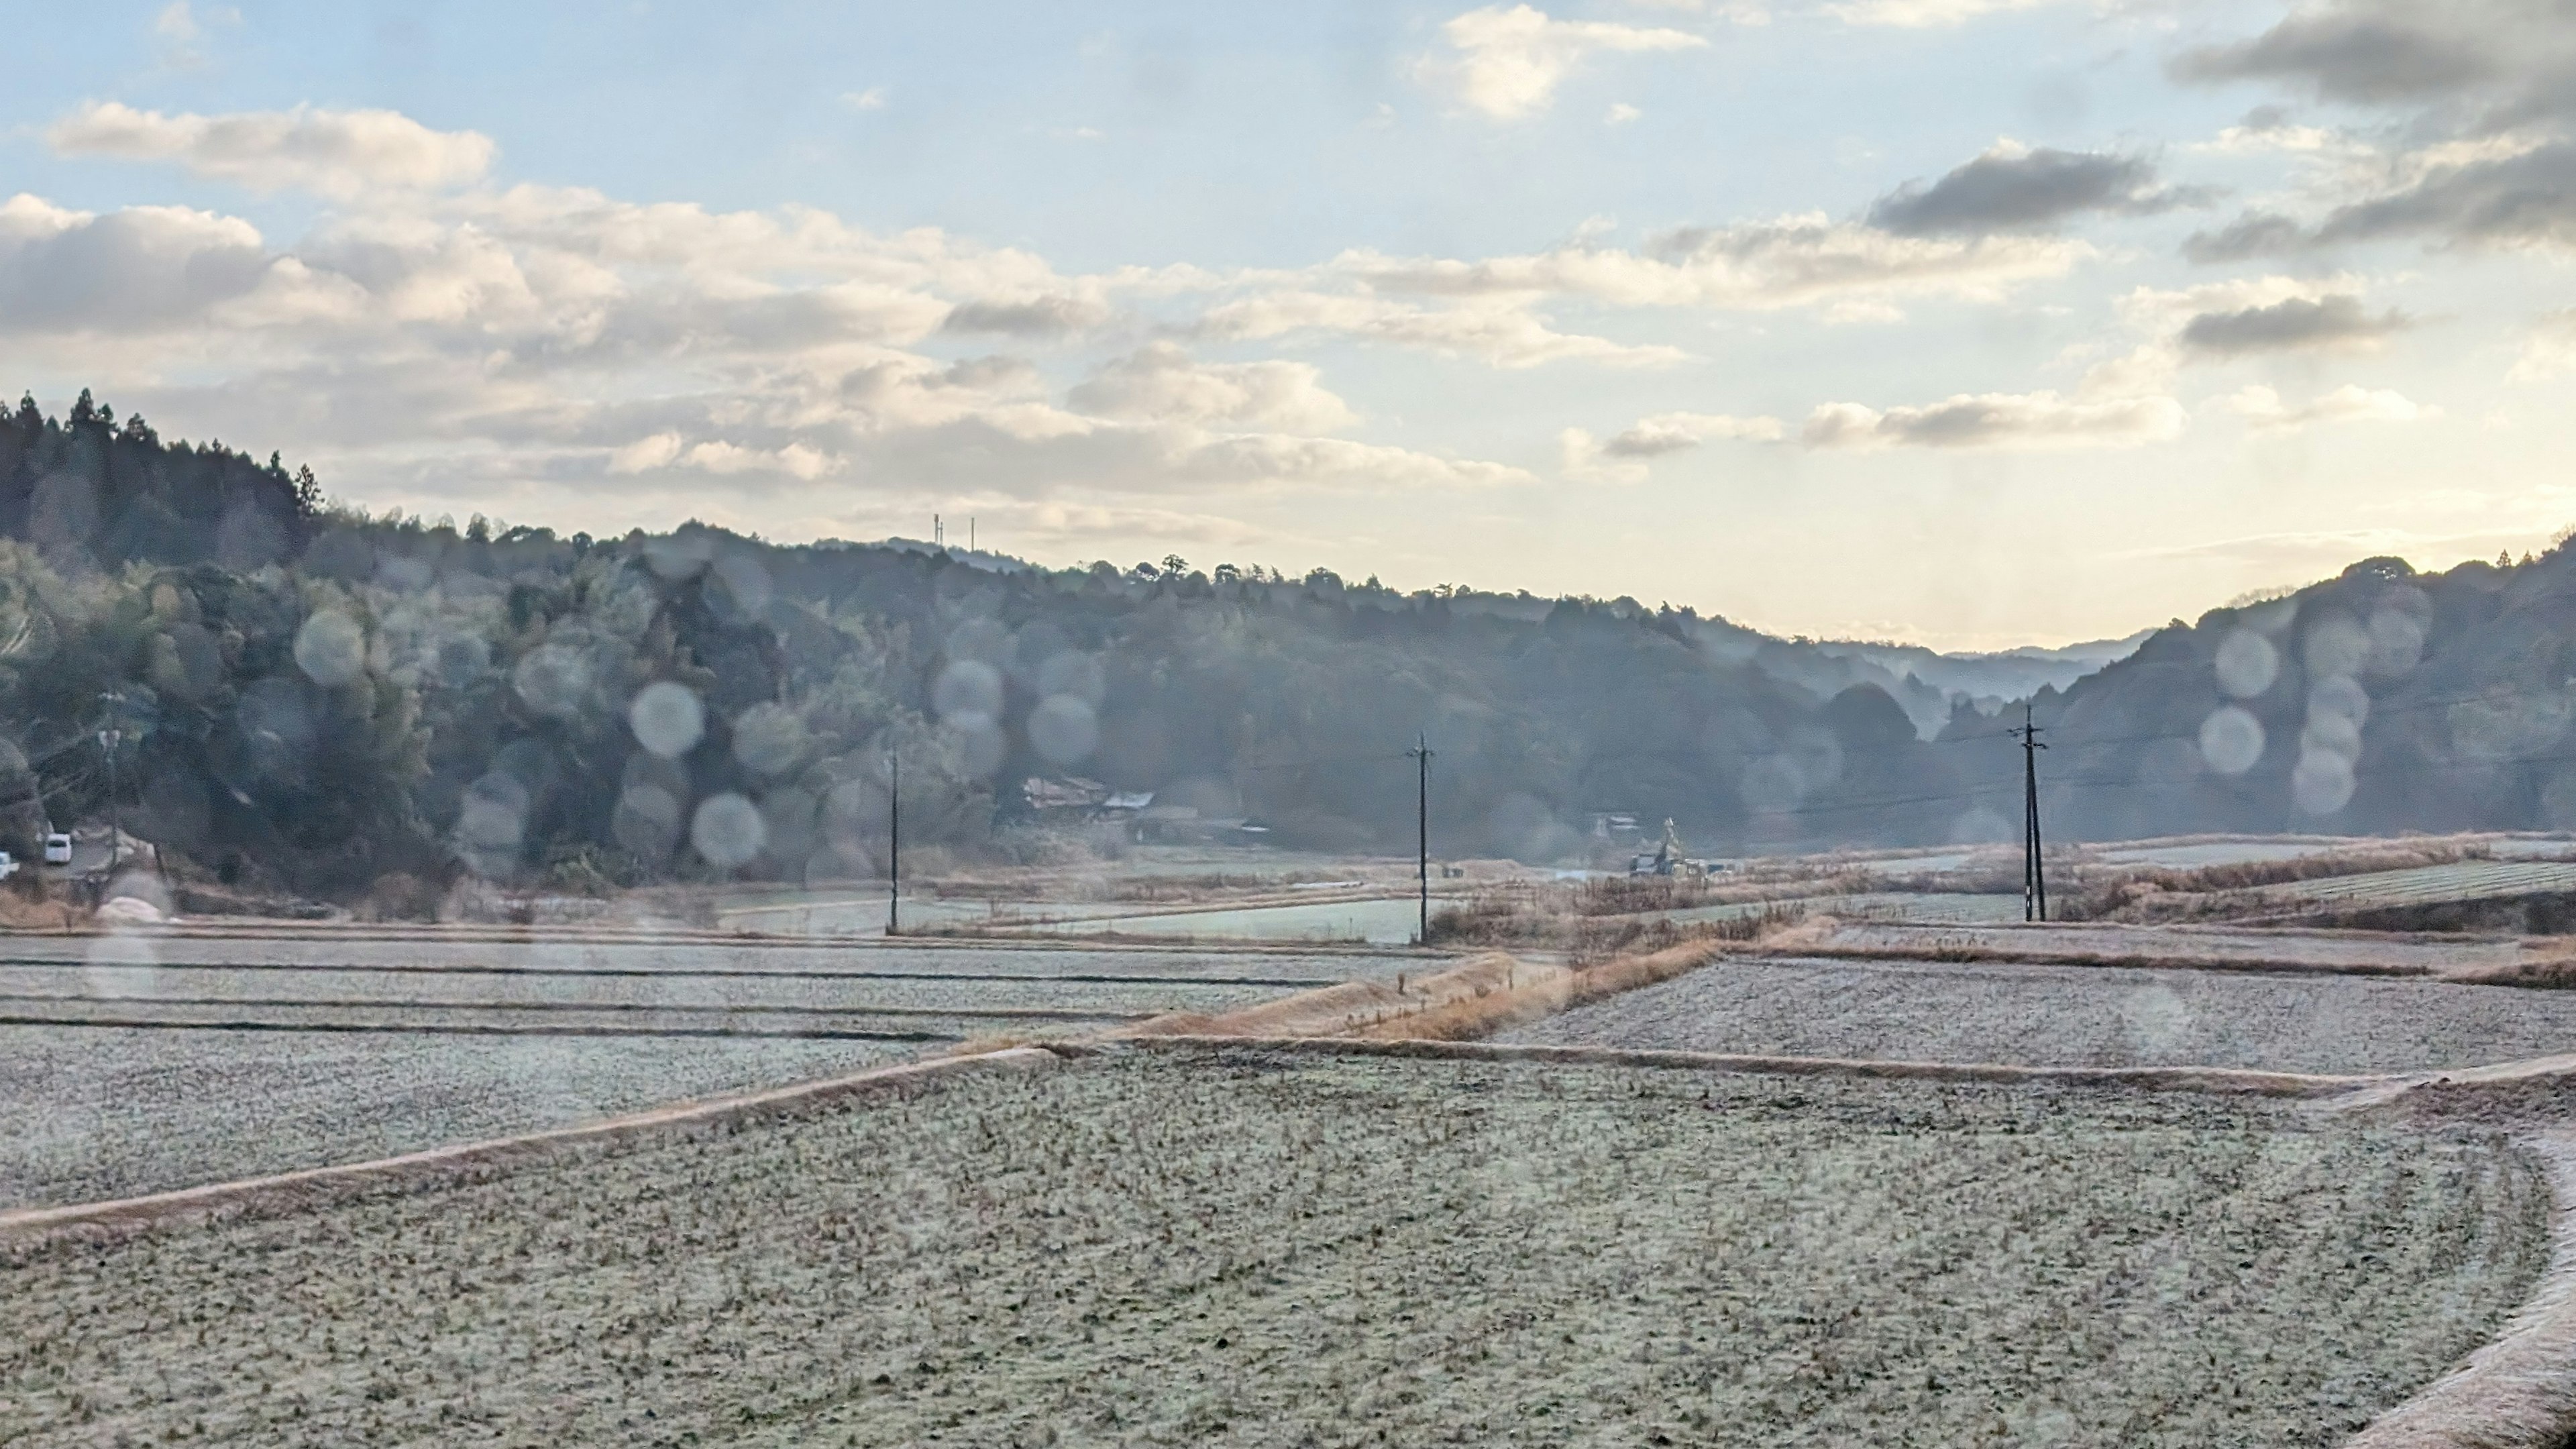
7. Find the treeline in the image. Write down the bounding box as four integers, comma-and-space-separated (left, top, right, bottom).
2004, 545, 2576, 840
0, 392, 2045, 901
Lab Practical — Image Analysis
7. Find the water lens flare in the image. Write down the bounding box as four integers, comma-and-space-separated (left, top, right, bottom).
629, 681, 706, 759
2198, 706, 2265, 776
296, 603, 373, 680
2213, 629, 2278, 700
2292, 749, 2357, 816
934, 659, 1004, 722
1028, 694, 1099, 765
691, 791, 767, 868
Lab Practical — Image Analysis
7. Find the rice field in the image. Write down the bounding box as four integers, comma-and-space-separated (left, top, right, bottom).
1503, 955, 2576, 1075
0, 934, 1410, 1210
2246, 859, 2576, 907
0, 1049, 2545, 1448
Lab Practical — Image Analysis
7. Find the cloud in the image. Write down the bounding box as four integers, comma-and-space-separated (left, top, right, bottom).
2221, 383, 2435, 429
1605, 103, 1643, 125
2167, 4, 2576, 254
2178, 294, 2412, 356
2509, 309, 2576, 380
608, 433, 684, 474
2092, 274, 2396, 388
1193, 289, 1690, 368
1607, 410, 1782, 453
1824, 0, 2062, 28
0, 193, 271, 333
50, 101, 494, 199
1560, 409, 1782, 480
2181, 210, 2307, 263
1341, 217, 2086, 313
152, 2, 238, 66
2314, 140, 2576, 248
2169, 6, 2508, 107
1803, 390, 2186, 450
1417, 5, 1707, 121
940, 293, 1112, 337
8, 119, 1558, 537
1068, 343, 1356, 432
841, 87, 889, 111
1866, 143, 2212, 237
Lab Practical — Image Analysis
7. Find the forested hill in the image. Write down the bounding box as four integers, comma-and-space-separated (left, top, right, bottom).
0, 391, 2101, 897
1984, 545, 2576, 840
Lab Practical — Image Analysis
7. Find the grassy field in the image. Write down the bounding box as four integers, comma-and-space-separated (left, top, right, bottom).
1505, 955, 2576, 1074
0, 1049, 2544, 1447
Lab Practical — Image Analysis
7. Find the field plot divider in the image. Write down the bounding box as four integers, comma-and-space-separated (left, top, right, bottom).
1124, 1035, 2392, 1099
0, 1046, 1067, 1248
0, 959, 1345, 987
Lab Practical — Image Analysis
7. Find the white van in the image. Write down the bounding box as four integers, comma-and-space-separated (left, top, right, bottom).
42, 833, 71, 865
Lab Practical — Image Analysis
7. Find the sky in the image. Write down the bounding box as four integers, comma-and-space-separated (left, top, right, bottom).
5, 1, 2575, 649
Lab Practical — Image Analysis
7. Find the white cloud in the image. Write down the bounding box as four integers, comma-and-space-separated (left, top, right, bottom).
608, 433, 684, 473
50, 102, 494, 199
1562, 409, 1782, 479
842, 87, 889, 111
151, 2, 237, 65
2220, 384, 2434, 429
1417, 5, 1708, 121
1069, 343, 1356, 432
1803, 390, 2186, 449
1605, 103, 1643, 125
1193, 288, 1690, 368
1824, 0, 2061, 26
1342, 217, 2088, 311
2509, 309, 2576, 381
0, 193, 270, 333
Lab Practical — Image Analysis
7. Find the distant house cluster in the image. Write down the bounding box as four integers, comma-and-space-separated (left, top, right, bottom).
1598, 812, 1731, 879
1020, 777, 1271, 845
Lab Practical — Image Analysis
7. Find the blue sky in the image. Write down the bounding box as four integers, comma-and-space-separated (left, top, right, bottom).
7, 1, 2576, 647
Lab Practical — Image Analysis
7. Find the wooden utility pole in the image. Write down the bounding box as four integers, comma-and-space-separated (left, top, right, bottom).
1406, 733, 1433, 943
887, 751, 901, 936
2009, 702, 2048, 922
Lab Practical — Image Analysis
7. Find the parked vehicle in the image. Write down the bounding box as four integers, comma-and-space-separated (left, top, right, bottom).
42, 833, 71, 865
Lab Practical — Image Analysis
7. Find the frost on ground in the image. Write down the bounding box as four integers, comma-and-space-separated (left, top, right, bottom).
1506, 956, 2576, 1075
0, 1027, 913, 1210
0, 1050, 2545, 1448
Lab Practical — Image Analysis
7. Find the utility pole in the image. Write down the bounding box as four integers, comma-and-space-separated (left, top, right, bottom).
97, 691, 124, 875
887, 751, 901, 936
2009, 702, 2048, 922
1406, 733, 1433, 943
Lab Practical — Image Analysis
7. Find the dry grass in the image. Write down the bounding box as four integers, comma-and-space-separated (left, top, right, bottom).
1122, 952, 1527, 1040
0, 890, 84, 930
1352, 940, 1726, 1042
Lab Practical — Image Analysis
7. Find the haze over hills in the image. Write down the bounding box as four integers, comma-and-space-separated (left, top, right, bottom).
0, 392, 2562, 904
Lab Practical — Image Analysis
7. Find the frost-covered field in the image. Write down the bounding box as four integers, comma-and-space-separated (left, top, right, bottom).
1505, 955, 2576, 1074
0, 1026, 918, 1210
0, 936, 1401, 1209
1817, 921, 2527, 974
0, 1050, 2544, 1447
